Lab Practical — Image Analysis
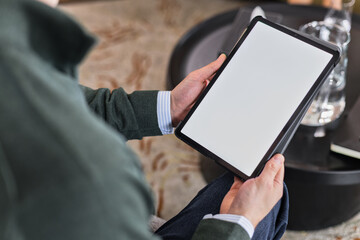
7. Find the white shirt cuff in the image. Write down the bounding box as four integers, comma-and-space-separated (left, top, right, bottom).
157, 91, 173, 135
203, 214, 254, 238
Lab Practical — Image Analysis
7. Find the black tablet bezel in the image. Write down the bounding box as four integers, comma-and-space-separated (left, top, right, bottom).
175, 16, 340, 181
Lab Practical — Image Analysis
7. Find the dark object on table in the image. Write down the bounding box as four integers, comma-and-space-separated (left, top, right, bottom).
330, 96, 360, 159
167, 3, 360, 230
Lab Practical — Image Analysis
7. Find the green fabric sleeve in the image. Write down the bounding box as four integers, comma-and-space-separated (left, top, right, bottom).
81, 86, 162, 140
192, 219, 251, 240
0, 0, 162, 239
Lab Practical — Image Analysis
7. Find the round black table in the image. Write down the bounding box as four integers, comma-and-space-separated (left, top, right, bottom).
167, 3, 360, 230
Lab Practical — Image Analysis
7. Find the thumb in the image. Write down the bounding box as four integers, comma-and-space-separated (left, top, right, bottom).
260, 154, 284, 183
194, 54, 226, 80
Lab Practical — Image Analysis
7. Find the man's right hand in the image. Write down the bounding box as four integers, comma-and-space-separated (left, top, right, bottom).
220, 154, 285, 228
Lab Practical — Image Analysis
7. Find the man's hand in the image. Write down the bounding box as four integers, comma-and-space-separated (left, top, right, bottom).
170, 54, 226, 127
220, 154, 285, 228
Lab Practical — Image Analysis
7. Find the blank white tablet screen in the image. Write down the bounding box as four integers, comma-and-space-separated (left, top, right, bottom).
181, 22, 333, 176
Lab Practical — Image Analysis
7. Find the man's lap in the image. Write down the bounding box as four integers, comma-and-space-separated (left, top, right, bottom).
155, 172, 289, 239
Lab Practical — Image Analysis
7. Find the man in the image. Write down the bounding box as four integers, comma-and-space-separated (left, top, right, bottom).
0, 0, 288, 239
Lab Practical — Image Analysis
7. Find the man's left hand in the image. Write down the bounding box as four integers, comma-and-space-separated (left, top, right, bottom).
170, 54, 226, 127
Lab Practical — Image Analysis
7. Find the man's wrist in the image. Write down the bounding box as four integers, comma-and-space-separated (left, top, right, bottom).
157, 91, 173, 134
203, 214, 254, 238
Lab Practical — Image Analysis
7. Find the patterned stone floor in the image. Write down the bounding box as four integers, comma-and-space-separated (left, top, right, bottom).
60, 0, 360, 238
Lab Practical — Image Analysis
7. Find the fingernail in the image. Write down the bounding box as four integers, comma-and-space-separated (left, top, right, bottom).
273, 154, 284, 164
218, 52, 227, 58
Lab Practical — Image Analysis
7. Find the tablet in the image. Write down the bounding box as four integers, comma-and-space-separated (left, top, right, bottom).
175, 17, 340, 180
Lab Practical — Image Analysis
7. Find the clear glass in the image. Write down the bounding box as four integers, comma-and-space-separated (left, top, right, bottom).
300, 21, 350, 127
323, 0, 355, 32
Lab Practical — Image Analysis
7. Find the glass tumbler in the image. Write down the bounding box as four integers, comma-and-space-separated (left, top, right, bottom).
323, 0, 355, 32
300, 21, 350, 126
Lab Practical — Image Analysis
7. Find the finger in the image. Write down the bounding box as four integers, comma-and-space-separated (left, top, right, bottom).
274, 159, 285, 185
205, 80, 210, 88
208, 72, 216, 81
260, 154, 284, 183
194, 54, 226, 80
234, 176, 242, 183
232, 176, 244, 188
